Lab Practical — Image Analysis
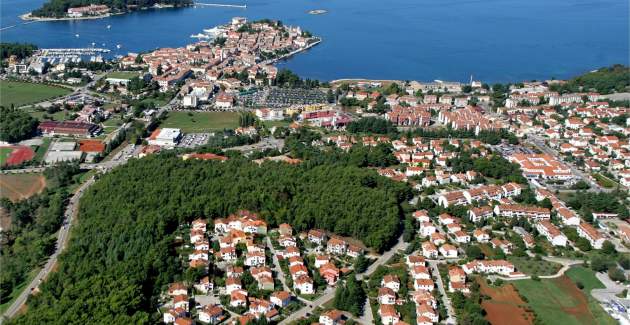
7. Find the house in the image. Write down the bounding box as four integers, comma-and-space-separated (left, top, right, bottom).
448, 266, 466, 283
577, 223, 606, 249
494, 204, 551, 221
230, 290, 248, 307
419, 222, 437, 237
278, 223, 293, 236
422, 242, 439, 258
536, 220, 568, 247
327, 237, 347, 255
431, 232, 447, 246
378, 287, 397, 305
294, 275, 314, 294
169, 283, 188, 296
490, 238, 513, 254
175, 317, 194, 325
378, 305, 400, 325
173, 294, 189, 310
319, 263, 340, 285
315, 255, 330, 268
410, 265, 431, 280
438, 213, 456, 225
416, 303, 439, 323
194, 276, 213, 294
163, 308, 186, 323
245, 252, 266, 267
473, 229, 490, 242
270, 291, 291, 308
462, 260, 516, 276
414, 279, 435, 291
469, 206, 493, 223
226, 278, 242, 294
347, 244, 363, 258
413, 210, 431, 223
198, 305, 224, 324
556, 207, 581, 226
319, 309, 344, 325
381, 275, 401, 292
308, 229, 326, 245
406, 254, 426, 268
439, 244, 458, 258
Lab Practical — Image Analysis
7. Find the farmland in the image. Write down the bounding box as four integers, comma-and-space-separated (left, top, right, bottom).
514, 273, 616, 325
479, 279, 534, 325
0, 173, 47, 202
160, 111, 240, 132
0, 81, 70, 107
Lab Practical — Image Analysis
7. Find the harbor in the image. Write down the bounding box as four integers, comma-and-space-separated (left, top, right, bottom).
35, 48, 110, 64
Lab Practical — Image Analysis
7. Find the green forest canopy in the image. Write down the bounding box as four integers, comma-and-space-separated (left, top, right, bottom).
9, 155, 409, 324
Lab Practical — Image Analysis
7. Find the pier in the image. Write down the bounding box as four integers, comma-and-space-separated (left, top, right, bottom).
194, 2, 247, 8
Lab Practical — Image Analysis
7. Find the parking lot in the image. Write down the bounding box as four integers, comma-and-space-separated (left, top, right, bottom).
240, 88, 328, 108
178, 133, 210, 148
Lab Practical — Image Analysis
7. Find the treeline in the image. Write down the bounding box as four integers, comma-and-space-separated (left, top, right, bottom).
345, 117, 518, 145
0, 43, 38, 61
549, 64, 629, 95
448, 151, 527, 184
8, 155, 409, 324
0, 107, 39, 143
0, 163, 80, 302
32, 0, 192, 17
273, 69, 328, 89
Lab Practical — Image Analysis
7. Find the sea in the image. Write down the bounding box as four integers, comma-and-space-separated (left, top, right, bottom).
1, 0, 628, 83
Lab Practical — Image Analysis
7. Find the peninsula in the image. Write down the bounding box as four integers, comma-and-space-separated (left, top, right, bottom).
22, 0, 192, 21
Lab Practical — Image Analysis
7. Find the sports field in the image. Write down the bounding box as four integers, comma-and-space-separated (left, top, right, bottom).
0, 146, 36, 166
514, 273, 616, 325
0, 147, 12, 165
106, 71, 141, 80
0, 81, 71, 107
0, 173, 47, 202
160, 111, 240, 132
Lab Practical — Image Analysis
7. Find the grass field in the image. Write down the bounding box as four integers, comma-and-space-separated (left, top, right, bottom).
26, 108, 69, 121
106, 71, 141, 80
0, 81, 71, 107
508, 256, 562, 276
565, 266, 617, 325
593, 173, 617, 189
0, 147, 13, 165
0, 173, 47, 202
33, 138, 52, 163
514, 273, 616, 325
160, 111, 240, 132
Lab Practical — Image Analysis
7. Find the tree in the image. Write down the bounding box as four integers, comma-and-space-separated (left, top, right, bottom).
354, 254, 368, 273
465, 245, 484, 260
601, 240, 617, 255
0, 107, 39, 143
608, 266, 626, 282
591, 254, 613, 272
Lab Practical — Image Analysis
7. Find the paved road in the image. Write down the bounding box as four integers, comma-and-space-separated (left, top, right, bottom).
428, 261, 457, 325
492, 257, 583, 281
266, 237, 289, 292
1, 177, 95, 321
280, 235, 408, 324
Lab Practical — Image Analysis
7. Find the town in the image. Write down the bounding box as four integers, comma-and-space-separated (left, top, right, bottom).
1, 17, 630, 325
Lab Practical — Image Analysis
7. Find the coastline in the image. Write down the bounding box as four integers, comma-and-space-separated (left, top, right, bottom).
19, 4, 180, 22
263, 38, 322, 65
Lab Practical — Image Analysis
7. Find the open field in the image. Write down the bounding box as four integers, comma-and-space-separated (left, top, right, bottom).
106, 71, 141, 80
514, 274, 615, 325
479, 279, 534, 325
508, 256, 562, 276
0, 81, 70, 107
26, 108, 69, 121
0, 147, 12, 165
160, 111, 240, 132
0, 173, 46, 202
0, 146, 36, 166
565, 266, 617, 325
593, 173, 617, 189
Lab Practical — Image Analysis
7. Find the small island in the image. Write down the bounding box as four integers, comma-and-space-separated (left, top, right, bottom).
22, 0, 192, 21
308, 9, 328, 15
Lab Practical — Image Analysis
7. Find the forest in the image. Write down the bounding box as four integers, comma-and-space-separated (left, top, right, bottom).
8, 154, 410, 324
0, 43, 38, 61
32, 0, 192, 17
549, 64, 629, 95
0, 107, 39, 143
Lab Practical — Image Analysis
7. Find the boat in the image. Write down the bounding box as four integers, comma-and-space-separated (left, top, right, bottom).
191, 33, 211, 39
106, 25, 111, 29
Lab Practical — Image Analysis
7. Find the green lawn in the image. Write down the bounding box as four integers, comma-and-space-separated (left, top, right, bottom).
593, 173, 617, 189
565, 266, 617, 325
0, 147, 13, 165
514, 272, 616, 325
106, 71, 141, 80
33, 138, 52, 163
26, 108, 69, 121
160, 111, 240, 132
0, 81, 71, 107
508, 256, 562, 276
263, 120, 292, 128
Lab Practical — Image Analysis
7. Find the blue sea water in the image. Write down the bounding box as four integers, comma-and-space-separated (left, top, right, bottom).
1, 0, 628, 82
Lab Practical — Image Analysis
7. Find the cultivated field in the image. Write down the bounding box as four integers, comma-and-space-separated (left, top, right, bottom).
0, 81, 70, 107
514, 274, 615, 325
479, 279, 534, 325
0, 173, 46, 202
160, 111, 240, 132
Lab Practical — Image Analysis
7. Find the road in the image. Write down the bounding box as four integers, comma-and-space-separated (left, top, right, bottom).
525, 135, 609, 192
1, 144, 138, 322
280, 234, 408, 324
1, 177, 94, 321
428, 261, 457, 325
266, 237, 289, 291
